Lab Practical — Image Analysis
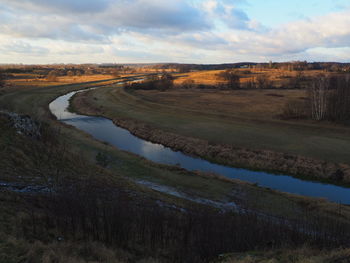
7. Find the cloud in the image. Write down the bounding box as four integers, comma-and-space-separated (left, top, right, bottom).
107, 0, 210, 31
0, 0, 110, 14
0, 40, 49, 55
0, 0, 350, 63
0, 0, 211, 42
202, 0, 253, 30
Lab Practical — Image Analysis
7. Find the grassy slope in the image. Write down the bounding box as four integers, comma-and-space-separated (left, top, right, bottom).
2, 79, 350, 219
1, 77, 350, 261
73, 86, 350, 165
220, 247, 350, 263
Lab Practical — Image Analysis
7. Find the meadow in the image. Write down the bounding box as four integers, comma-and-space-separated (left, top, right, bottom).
1, 68, 350, 262
70, 69, 350, 186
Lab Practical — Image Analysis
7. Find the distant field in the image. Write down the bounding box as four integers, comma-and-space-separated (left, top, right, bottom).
3, 76, 345, 221
174, 68, 334, 87
136, 88, 306, 119
6, 74, 132, 88
72, 85, 350, 165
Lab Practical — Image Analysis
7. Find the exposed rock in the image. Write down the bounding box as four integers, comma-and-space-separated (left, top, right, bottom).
0, 111, 41, 139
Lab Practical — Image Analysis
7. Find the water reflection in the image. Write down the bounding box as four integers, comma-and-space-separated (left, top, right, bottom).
49, 89, 350, 204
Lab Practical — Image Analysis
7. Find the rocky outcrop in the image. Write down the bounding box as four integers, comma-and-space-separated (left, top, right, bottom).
0, 111, 41, 139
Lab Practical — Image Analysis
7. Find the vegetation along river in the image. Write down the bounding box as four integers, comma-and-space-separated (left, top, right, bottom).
49, 86, 350, 204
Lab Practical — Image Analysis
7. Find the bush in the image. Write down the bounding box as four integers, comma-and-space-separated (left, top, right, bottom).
46, 71, 58, 82
96, 152, 110, 168
255, 74, 271, 89
327, 75, 350, 122
0, 72, 6, 88
218, 70, 240, 89
126, 73, 174, 91
280, 100, 308, 119
181, 79, 195, 89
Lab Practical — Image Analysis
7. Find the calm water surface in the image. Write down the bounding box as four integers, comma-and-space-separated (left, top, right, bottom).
49, 88, 350, 204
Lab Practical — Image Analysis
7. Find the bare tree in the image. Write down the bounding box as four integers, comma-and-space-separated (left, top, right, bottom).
47, 70, 58, 82
181, 79, 195, 89
111, 69, 120, 78
255, 74, 271, 89
0, 71, 5, 88
328, 75, 350, 121
308, 76, 330, 121
158, 72, 174, 91
218, 69, 240, 89
67, 70, 74, 77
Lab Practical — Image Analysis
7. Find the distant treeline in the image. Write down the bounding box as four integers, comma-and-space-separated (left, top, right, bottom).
150, 61, 350, 73
125, 73, 175, 91
2, 61, 350, 75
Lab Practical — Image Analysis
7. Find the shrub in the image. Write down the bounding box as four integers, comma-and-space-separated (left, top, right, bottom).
255, 74, 271, 89
181, 79, 195, 89
218, 70, 240, 89
0, 72, 5, 88
96, 152, 110, 168
46, 71, 58, 82
280, 100, 308, 119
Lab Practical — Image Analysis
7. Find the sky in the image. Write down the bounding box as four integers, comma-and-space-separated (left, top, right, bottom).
1, 0, 350, 64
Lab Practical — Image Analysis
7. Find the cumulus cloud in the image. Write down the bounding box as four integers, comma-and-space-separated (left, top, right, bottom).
201, 0, 253, 30
0, 0, 211, 42
225, 9, 350, 57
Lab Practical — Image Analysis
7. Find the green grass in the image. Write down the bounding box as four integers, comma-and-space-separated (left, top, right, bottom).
74, 87, 350, 165
3, 77, 350, 262
2, 78, 350, 224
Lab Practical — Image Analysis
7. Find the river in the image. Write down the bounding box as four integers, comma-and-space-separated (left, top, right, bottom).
49, 86, 350, 204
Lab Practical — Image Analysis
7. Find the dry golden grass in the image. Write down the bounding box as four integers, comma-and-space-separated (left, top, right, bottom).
174, 70, 227, 85
56, 74, 116, 83
7, 74, 133, 88
174, 68, 333, 87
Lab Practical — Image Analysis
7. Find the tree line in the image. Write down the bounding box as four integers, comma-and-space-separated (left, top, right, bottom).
21, 175, 350, 263
125, 73, 175, 91
282, 75, 350, 122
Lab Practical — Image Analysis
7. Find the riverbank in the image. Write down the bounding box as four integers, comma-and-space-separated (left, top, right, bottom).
4, 77, 350, 262
71, 88, 350, 186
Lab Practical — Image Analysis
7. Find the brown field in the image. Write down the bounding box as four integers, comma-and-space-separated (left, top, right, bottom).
174, 68, 334, 87
6, 74, 132, 88
135, 88, 307, 120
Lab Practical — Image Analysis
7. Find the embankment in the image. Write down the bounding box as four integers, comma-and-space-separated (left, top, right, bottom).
72, 91, 350, 185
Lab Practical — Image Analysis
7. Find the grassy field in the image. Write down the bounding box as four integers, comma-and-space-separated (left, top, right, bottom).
6, 73, 136, 89
2, 75, 350, 261
220, 247, 350, 263
72, 85, 350, 166
173, 68, 333, 86
2, 76, 350, 218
